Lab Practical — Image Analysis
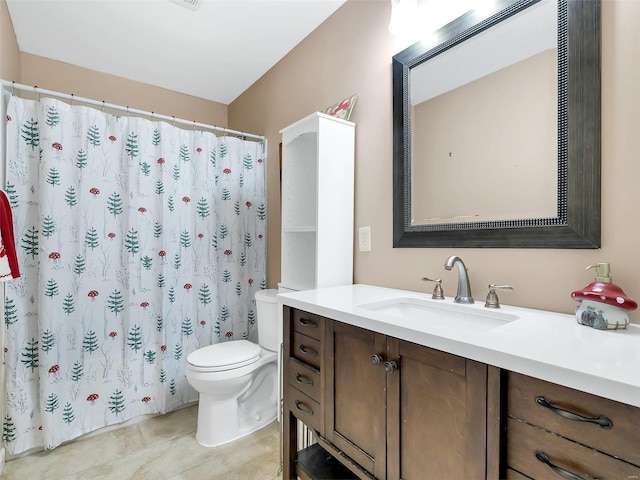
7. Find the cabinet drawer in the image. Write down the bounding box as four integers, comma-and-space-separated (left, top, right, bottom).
292, 332, 321, 369
287, 384, 322, 433
507, 417, 640, 479
508, 372, 640, 466
287, 358, 320, 401
292, 310, 325, 341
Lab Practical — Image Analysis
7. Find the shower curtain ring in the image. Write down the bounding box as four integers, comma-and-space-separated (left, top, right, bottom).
70, 93, 73, 106
11, 81, 15, 96
101, 101, 105, 113
172, 116, 176, 127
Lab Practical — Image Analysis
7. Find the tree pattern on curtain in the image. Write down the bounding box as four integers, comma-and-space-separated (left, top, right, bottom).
2, 96, 266, 454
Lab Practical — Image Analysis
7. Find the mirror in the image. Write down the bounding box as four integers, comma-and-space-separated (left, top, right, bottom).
392, 0, 601, 248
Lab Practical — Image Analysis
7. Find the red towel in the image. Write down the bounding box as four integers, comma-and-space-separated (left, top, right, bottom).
0, 190, 20, 280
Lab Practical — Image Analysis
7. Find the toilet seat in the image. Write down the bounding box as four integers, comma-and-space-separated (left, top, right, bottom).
187, 340, 261, 372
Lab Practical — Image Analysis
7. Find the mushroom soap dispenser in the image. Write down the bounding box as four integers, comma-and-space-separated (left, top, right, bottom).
571, 263, 638, 330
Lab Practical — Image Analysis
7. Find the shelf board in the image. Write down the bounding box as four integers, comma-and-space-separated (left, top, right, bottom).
279, 281, 314, 292
315, 436, 375, 480
296, 443, 359, 480
283, 226, 317, 233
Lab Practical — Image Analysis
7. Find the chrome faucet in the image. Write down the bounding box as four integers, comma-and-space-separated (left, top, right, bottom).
444, 255, 474, 304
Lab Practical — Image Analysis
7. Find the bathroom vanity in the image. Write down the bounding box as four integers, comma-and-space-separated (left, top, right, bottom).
279, 284, 640, 480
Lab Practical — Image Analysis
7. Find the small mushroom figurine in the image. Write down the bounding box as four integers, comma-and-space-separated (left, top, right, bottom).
571, 263, 637, 330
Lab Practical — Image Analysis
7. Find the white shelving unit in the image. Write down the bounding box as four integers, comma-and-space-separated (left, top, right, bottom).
279, 112, 355, 292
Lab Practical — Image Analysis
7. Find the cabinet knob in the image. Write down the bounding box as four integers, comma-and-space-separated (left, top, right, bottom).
371, 354, 384, 366
384, 360, 398, 374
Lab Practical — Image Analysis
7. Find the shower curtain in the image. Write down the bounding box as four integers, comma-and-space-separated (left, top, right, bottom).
2, 95, 266, 454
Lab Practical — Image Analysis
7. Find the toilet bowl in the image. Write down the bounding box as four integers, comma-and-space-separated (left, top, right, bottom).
186, 289, 280, 447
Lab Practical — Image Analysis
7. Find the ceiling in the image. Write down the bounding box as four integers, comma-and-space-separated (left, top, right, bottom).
6, 0, 348, 105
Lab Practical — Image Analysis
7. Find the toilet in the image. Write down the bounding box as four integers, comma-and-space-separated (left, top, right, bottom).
186, 289, 279, 447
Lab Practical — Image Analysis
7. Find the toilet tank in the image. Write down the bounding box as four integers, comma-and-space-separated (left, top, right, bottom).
255, 289, 279, 351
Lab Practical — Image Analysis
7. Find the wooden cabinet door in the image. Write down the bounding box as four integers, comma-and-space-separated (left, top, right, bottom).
324, 320, 387, 479
386, 338, 489, 480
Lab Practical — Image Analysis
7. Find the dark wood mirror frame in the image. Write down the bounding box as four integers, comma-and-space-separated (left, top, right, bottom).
392, 0, 601, 248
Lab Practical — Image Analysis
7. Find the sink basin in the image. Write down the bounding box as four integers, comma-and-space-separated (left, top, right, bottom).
358, 297, 519, 333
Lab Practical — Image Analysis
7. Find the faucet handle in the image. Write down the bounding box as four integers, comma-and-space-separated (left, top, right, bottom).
485, 284, 514, 309
421, 277, 444, 300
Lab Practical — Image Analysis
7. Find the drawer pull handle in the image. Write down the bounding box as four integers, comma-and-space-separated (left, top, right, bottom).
295, 373, 313, 386
371, 354, 384, 366
295, 400, 314, 416
299, 344, 318, 357
535, 451, 604, 480
298, 318, 318, 328
535, 396, 613, 429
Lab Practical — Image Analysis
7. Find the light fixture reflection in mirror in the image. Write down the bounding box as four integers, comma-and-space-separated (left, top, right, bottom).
388, 0, 418, 35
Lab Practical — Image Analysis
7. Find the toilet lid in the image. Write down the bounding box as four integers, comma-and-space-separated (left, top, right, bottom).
187, 340, 261, 371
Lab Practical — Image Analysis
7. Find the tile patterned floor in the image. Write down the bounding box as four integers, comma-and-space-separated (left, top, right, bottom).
1, 405, 282, 480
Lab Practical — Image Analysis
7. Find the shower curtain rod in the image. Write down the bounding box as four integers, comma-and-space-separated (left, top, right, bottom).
0, 80, 265, 142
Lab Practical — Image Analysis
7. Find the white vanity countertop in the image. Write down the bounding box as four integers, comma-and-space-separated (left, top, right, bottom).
278, 284, 640, 408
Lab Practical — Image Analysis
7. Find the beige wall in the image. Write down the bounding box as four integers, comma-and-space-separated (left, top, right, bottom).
18, 53, 228, 126
230, 0, 640, 322
0, 0, 19, 80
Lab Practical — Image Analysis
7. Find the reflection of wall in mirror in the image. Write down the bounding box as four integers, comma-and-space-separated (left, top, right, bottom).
411, 49, 558, 225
